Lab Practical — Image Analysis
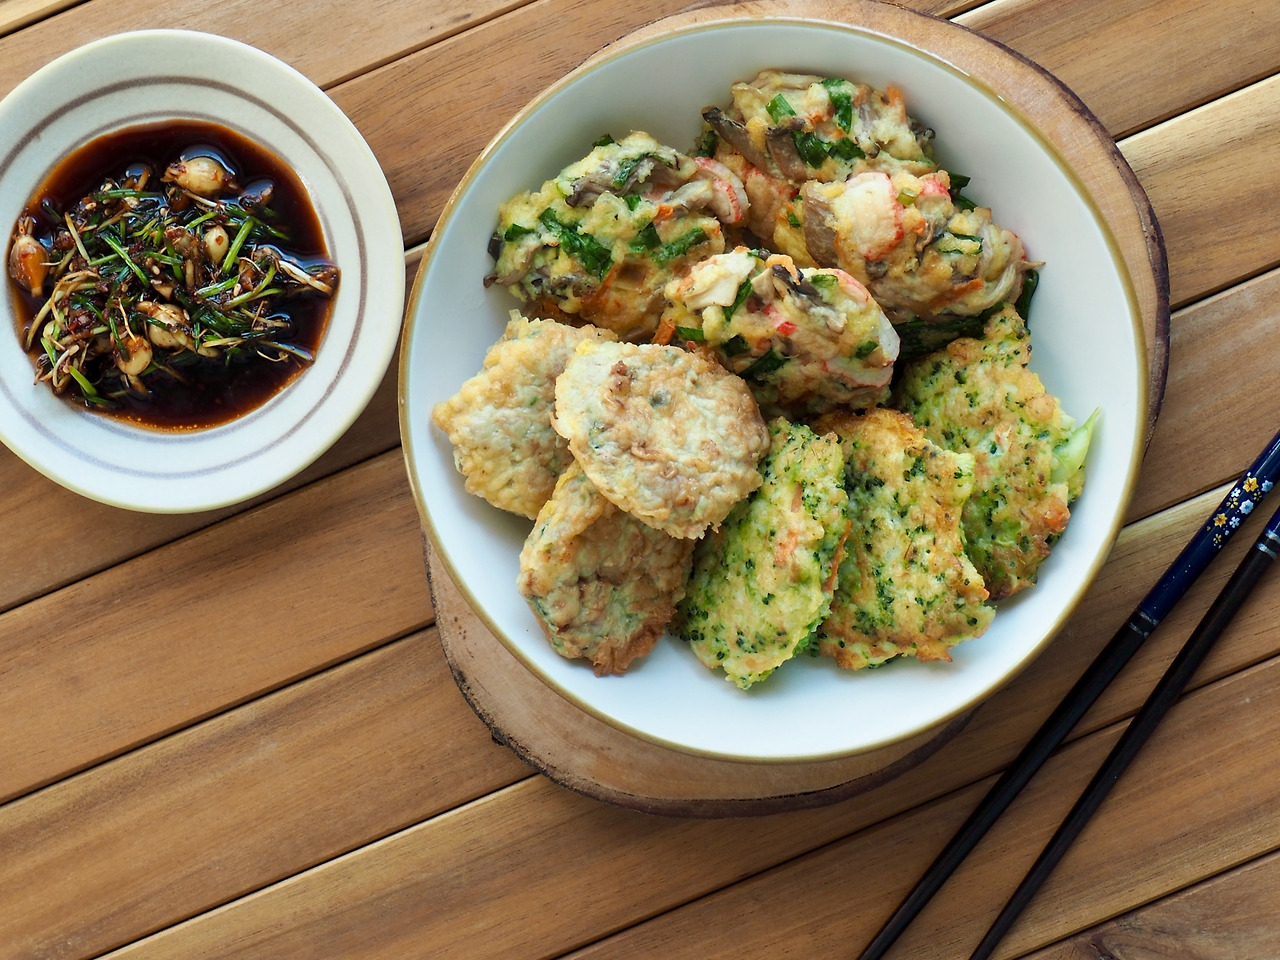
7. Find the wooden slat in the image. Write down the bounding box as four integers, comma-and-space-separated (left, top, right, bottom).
0, 449, 433, 802
0, 478, 1244, 960
0, 0, 83, 37
1127, 266, 1280, 522
957, 0, 1280, 137
0, 632, 529, 960
1120, 75, 1280, 307
30, 482, 1265, 960
0, 0, 527, 98
0, 479, 1262, 960
1026, 849, 1280, 959
566, 666, 1280, 960
0, 249, 419, 616
96, 652, 1280, 960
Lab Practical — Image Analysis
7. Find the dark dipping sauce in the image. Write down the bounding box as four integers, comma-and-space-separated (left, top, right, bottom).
7, 120, 337, 429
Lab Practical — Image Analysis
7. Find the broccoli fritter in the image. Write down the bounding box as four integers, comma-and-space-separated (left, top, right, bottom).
518, 463, 696, 675
431, 314, 617, 519
813, 408, 994, 669
672, 419, 848, 689
892, 304, 1094, 599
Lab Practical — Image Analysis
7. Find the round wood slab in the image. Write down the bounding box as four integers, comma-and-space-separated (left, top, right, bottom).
428, 0, 1170, 817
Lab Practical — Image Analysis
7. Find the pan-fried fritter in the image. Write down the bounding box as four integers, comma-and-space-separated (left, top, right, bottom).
518, 463, 696, 675
672, 419, 849, 689
813, 408, 994, 669
486, 131, 746, 341
801, 168, 1029, 324
431, 314, 617, 519
661, 247, 899, 416
552, 340, 770, 538
893, 304, 1094, 599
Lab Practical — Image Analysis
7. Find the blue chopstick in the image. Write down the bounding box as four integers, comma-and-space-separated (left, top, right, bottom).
857, 428, 1280, 960
969, 496, 1280, 959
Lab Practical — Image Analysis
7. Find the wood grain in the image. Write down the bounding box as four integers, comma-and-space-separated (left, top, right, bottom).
1127, 266, 1280, 522
95, 653, 1280, 960
957, 0, 1280, 137
0, 0, 528, 97
0, 633, 529, 960
1121, 75, 1280, 308
1026, 849, 1280, 959
0, 0, 83, 37
5, 479, 1273, 960
0, 449, 433, 802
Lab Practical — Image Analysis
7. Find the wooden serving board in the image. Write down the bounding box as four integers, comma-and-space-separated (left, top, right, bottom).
428, 0, 1170, 817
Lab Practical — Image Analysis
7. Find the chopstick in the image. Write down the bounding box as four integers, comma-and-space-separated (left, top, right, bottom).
856, 428, 1280, 960
968, 497, 1280, 959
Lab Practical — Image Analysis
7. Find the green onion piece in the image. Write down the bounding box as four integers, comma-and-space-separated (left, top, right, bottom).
66, 365, 107, 402
693, 128, 719, 158
1015, 268, 1040, 319
628, 223, 661, 254
828, 137, 865, 162
766, 94, 797, 122
537, 209, 613, 278
221, 217, 255, 274
99, 231, 149, 284
502, 223, 536, 241
821, 78, 854, 132
723, 277, 755, 321
742, 348, 788, 378
792, 131, 830, 167
653, 227, 707, 266
674, 325, 705, 342
592, 134, 616, 148
721, 334, 750, 357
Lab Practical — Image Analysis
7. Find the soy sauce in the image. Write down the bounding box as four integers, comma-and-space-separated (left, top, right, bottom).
8, 120, 336, 430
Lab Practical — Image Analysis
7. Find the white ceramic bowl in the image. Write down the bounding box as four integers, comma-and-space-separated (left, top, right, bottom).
0, 30, 403, 513
401, 18, 1148, 762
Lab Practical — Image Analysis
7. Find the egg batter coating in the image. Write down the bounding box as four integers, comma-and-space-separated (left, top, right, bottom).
661, 247, 899, 416
813, 408, 994, 669
518, 463, 696, 675
673, 419, 849, 689
432, 314, 617, 519
801, 168, 1029, 324
486, 131, 747, 340
552, 340, 770, 538
892, 305, 1095, 600
701, 69, 936, 258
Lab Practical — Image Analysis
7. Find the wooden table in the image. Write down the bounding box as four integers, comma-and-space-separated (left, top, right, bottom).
2, 1, 1279, 957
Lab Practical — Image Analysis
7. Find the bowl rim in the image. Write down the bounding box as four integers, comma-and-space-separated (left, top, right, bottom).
0, 28, 404, 513
400, 14, 1150, 763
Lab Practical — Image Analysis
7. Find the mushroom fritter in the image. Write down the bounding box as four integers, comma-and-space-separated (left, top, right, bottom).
486, 131, 747, 341
702, 69, 936, 260
518, 463, 696, 675
801, 168, 1029, 325
432, 314, 617, 519
661, 247, 899, 416
673, 419, 849, 689
892, 304, 1094, 600
552, 340, 770, 539
702, 69, 936, 187
813, 408, 994, 669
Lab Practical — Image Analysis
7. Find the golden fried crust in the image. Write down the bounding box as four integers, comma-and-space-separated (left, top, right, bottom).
517, 463, 695, 675
813, 408, 994, 670
673, 419, 849, 689
552, 341, 770, 538
892, 305, 1072, 600
431, 315, 616, 519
